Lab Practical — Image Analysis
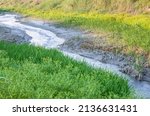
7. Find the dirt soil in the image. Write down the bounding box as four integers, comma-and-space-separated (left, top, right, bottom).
58, 30, 150, 83
0, 26, 31, 43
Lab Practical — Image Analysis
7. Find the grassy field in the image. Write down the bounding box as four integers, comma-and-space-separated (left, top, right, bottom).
0, 41, 132, 98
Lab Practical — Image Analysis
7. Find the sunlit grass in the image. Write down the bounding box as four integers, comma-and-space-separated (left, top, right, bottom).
0, 41, 133, 98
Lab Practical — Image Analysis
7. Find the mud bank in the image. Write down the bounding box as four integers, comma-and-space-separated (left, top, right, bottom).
23, 17, 150, 83
61, 37, 150, 82
0, 26, 31, 43
0, 13, 150, 98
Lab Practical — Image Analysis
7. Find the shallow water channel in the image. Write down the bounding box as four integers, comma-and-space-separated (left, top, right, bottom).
0, 13, 150, 98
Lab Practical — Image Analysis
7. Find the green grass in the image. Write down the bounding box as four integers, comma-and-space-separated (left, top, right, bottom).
0, 41, 133, 99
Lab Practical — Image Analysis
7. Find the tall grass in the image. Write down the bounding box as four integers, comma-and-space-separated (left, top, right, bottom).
0, 41, 133, 98
0, 0, 150, 13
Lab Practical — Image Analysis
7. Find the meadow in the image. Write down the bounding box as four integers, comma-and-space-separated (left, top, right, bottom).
0, 41, 132, 98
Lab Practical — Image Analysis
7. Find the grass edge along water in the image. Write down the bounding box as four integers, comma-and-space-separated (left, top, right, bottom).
0, 41, 134, 99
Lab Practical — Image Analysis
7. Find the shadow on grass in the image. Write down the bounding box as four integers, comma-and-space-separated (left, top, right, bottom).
0, 8, 11, 13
